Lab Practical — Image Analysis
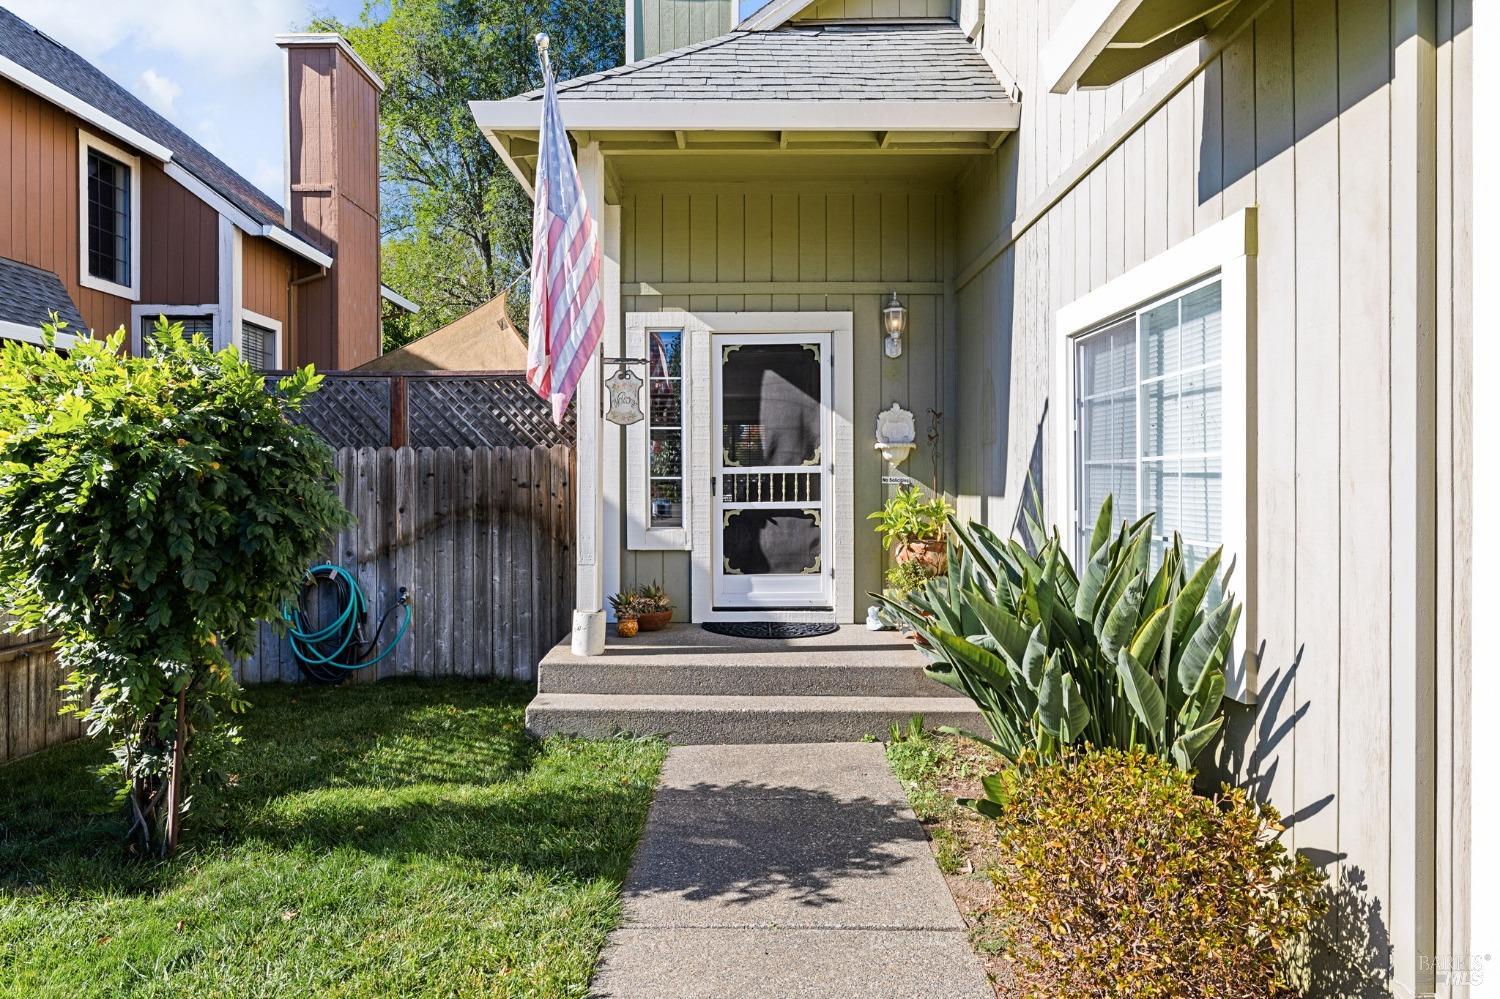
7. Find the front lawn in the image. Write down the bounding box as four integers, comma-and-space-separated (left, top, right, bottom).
0, 681, 665, 998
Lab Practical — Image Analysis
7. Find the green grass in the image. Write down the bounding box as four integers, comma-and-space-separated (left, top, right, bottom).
0, 681, 666, 998
885, 728, 1000, 876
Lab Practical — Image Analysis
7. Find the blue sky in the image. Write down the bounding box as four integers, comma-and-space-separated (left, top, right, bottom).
5, 0, 367, 201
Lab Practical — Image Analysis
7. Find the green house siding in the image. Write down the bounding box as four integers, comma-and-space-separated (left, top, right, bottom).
617, 183, 959, 618
631, 0, 735, 61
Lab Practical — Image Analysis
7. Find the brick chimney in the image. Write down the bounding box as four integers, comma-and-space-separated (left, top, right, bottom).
277, 33, 383, 369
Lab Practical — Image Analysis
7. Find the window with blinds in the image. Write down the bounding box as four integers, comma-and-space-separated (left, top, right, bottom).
140, 314, 213, 355
240, 320, 278, 371
1074, 278, 1223, 574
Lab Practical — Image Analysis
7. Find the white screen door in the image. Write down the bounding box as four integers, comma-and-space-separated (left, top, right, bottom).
711, 332, 833, 609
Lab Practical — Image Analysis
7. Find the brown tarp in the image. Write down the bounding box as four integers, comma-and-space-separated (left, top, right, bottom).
358, 293, 527, 372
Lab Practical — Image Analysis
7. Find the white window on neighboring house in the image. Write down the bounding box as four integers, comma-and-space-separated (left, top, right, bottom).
78, 131, 141, 299
1054, 208, 1254, 699
239, 312, 282, 370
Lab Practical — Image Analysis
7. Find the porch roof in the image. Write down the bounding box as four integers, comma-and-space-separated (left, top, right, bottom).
472, 21, 1020, 194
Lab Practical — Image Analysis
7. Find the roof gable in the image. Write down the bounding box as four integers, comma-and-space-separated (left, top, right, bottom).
0, 8, 285, 237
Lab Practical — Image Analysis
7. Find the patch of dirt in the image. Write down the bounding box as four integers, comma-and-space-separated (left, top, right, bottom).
900, 736, 1022, 998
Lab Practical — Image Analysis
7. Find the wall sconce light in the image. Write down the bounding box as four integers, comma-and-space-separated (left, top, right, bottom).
882, 292, 908, 358
603, 359, 646, 426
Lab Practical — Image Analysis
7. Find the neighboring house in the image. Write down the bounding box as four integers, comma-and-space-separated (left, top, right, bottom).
356, 293, 528, 372
474, 0, 1474, 994
0, 8, 415, 367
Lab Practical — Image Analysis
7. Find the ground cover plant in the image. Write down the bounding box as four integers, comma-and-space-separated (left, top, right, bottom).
0, 319, 347, 854
0, 681, 665, 998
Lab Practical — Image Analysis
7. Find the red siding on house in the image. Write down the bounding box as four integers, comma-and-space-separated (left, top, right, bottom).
140, 158, 219, 306
0, 76, 319, 354
0, 77, 130, 336
241, 231, 298, 346
284, 40, 382, 369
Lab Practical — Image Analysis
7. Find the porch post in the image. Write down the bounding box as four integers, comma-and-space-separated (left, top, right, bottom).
572, 139, 608, 656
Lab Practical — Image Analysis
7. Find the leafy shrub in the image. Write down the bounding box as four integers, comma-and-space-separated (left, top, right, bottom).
867, 485, 953, 550
979, 748, 1325, 998
0, 319, 348, 854
884, 557, 941, 598
875, 496, 1240, 770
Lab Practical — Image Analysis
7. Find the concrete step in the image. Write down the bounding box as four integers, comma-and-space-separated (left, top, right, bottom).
526, 692, 986, 745
539, 657, 963, 698
536, 624, 962, 699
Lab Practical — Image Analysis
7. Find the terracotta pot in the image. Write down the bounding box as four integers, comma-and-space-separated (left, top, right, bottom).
615, 617, 639, 638
637, 610, 673, 632
896, 538, 948, 573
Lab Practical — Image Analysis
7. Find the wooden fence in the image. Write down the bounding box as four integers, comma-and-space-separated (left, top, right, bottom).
242, 444, 575, 684
0, 619, 81, 765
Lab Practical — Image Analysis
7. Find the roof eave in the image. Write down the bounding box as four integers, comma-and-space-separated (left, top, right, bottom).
381, 285, 420, 313
0, 54, 172, 160
735, 0, 820, 31
471, 98, 1020, 135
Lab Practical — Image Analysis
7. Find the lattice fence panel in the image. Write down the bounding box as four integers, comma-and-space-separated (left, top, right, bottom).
272, 376, 391, 448
407, 376, 575, 449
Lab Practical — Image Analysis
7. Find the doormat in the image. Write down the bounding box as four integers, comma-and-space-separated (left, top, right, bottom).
702, 622, 839, 640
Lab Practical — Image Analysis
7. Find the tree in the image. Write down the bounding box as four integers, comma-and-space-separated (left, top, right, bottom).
315, 0, 625, 350
0, 319, 349, 855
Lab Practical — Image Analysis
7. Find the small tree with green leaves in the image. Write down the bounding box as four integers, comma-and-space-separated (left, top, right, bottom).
0, 318, 349, 855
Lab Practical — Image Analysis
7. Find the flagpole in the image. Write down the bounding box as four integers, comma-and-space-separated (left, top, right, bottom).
534, 30, 610, 658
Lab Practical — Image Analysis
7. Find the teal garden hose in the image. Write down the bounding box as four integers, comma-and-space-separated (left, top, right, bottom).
282, 564, 412, 684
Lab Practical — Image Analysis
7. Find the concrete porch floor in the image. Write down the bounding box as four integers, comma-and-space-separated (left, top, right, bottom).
527, 624, 985, 744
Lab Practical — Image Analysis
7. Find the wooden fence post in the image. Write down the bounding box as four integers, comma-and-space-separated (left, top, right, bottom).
389, 376, 408, 449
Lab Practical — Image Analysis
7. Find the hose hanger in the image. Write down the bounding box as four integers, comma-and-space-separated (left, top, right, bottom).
282, 564, 412, 684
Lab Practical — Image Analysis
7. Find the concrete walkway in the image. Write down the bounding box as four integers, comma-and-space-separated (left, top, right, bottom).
590, 743, 992, 999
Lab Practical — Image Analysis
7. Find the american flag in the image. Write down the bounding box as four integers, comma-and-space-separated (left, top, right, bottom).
527, 36, 604, 424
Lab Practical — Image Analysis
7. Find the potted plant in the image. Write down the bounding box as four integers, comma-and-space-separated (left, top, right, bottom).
636, 581, 674, 631
883, 559, 941, 645
609, 590, 642, 638
867, 486, 954, 571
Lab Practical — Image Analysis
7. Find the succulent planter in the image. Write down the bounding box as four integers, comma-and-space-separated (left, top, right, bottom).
615, 617, 639, 638
637, 610, 672, 632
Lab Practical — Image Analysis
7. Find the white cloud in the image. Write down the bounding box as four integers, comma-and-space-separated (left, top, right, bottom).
137, 69, 182, 115
5, 0, 307, 76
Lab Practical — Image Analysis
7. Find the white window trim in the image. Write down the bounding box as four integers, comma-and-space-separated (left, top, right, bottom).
622, 310, 855, 623
129, 304, 219, 356
0, 319, 80, 350
239, 309, 284, 369
625, 311, 696, 552
1051, 206, 1256, 700
78, 130, 142, 300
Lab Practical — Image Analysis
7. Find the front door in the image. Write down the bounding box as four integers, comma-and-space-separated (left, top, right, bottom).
711, 333, 833, 610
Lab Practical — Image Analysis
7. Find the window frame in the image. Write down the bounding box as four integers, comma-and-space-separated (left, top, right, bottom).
625, 311, 697, 551
129, 304, 218, 357
238, 309, 284, 370
78, 130, 142, 300
1052, 207, 1256, 700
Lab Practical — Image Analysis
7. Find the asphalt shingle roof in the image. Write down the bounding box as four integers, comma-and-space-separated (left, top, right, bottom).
524, 22, 1008, 103
0, 6, 286, 233
0, 256, 87, 331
